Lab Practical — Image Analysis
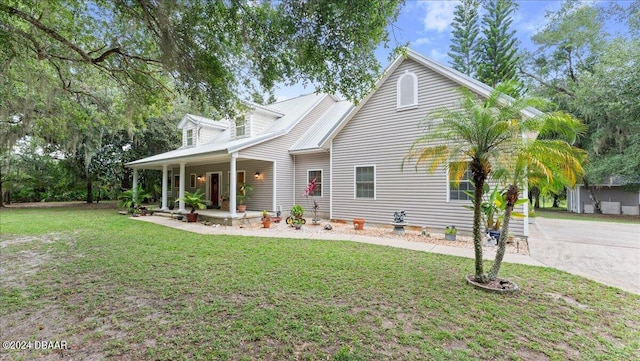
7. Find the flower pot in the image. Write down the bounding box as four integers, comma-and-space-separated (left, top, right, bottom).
261, 220, 271, 228
294, 223, 302, 230
445, 233, 456, 241
487, 230, 500, 245
186, 213, 199, 223
312, 218, 321, 225
176, 215, 184, 221
353, 218, 365, 230
237, 204, 247, 213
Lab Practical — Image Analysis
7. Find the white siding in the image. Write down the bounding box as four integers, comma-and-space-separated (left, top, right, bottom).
331, 59, 526, 235
294, 153, 330, 218
240, 95, 335, 215
198, 126, 224, 144
251, 112, 278, 135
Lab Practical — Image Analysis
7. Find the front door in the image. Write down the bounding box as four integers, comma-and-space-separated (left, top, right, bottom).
210, 173, 220, 207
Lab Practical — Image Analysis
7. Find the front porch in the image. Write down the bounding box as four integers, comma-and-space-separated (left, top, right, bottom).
154, 208, 264, 226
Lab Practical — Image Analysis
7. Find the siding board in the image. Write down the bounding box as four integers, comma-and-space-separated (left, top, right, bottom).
332, 59, 526, 235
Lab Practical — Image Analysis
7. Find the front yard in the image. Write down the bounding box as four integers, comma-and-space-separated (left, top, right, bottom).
1, 205, 638, 360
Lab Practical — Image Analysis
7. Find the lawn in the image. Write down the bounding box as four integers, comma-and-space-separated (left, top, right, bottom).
1, 205, 639, 360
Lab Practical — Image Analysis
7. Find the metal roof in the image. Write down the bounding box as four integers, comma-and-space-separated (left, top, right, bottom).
126, 93, 328, 168
289, 100, 353, 154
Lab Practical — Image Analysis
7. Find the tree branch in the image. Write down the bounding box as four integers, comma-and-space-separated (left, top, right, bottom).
518, 66, 575, 98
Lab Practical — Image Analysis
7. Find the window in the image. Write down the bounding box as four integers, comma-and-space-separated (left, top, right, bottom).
186, 129, 194, 146
355, 166, 375, 199
167, 171, 173, 192
174, 175, 180, 188
307, 170, 322, 197
397, 71, 418, 109
449, 163, 474, 201
190, 173, 196, 188
235, 116, 246, 137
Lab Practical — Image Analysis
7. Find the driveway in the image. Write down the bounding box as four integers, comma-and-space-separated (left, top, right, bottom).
528, 217, 640, 294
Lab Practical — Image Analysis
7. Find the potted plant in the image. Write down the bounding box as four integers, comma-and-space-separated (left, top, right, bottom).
445, 225, 457, 241
292, 217, 304, 230
261, 210, 271, 228
236, 183, 253, 213
353, 218, 365, 230
287, 204, 305, 227
176, 189, 206, 222
118, 185, 152, 216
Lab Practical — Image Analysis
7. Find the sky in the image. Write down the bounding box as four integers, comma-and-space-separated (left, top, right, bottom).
272, 0, 589, 101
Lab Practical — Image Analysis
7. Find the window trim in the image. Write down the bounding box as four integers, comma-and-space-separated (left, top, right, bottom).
447, 162, 474, 202
353, 165, 376, 200
307, 169, 323, 198
396, 70, 419, 110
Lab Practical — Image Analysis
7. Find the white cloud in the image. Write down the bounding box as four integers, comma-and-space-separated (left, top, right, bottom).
422, 1, 459, 33
412, 37, 432, 45
429, 48, 448, 62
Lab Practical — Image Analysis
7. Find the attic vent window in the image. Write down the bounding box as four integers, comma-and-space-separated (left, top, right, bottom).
397, 71, 418, 109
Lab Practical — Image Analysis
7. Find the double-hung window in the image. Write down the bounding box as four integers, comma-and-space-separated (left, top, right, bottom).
355, 166, 375, 199
307, 170, 323, 197
449, 163, 474, 201
186, 129, 194, 146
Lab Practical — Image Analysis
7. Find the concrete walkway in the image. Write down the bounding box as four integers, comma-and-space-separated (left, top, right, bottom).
528, 217, 640, 295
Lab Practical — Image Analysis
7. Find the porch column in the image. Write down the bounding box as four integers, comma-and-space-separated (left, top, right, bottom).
161, 164, 169, 211
132, 168, 139, 203
229, 153, 238, 217
178, 162, 186, 213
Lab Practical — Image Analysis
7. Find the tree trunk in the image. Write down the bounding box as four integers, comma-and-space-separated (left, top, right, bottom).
471, 160, 487, 283
529, 186, 541, 209
86, 176, 93, 203
488, 185, 518, 280
0, 167, 4, 207
552, 194, 559, 208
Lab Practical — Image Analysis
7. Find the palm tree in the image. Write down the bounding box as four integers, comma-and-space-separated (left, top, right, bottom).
405, 83, 530, 283
488, 112, 586, 280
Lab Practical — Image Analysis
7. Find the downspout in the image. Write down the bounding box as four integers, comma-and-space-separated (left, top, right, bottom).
272, 161, 277, 213
329, 140, 333, 220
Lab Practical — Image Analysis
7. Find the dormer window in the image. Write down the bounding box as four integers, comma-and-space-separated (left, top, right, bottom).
397, 71, 418, 109
235, 115, 247, 138
186, 129, 194, 146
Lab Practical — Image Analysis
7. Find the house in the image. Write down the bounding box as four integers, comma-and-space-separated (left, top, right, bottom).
567, 177, 640, 215
127, 49, 531, 236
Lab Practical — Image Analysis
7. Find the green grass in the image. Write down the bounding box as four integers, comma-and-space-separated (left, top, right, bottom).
537, 208, 640, 224
1, 205, 639, 360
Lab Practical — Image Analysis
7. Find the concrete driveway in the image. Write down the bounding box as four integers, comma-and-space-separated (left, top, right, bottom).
528, 217, 640, 294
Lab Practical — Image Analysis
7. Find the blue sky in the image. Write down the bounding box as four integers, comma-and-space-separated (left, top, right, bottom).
272, 0, 600, 100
